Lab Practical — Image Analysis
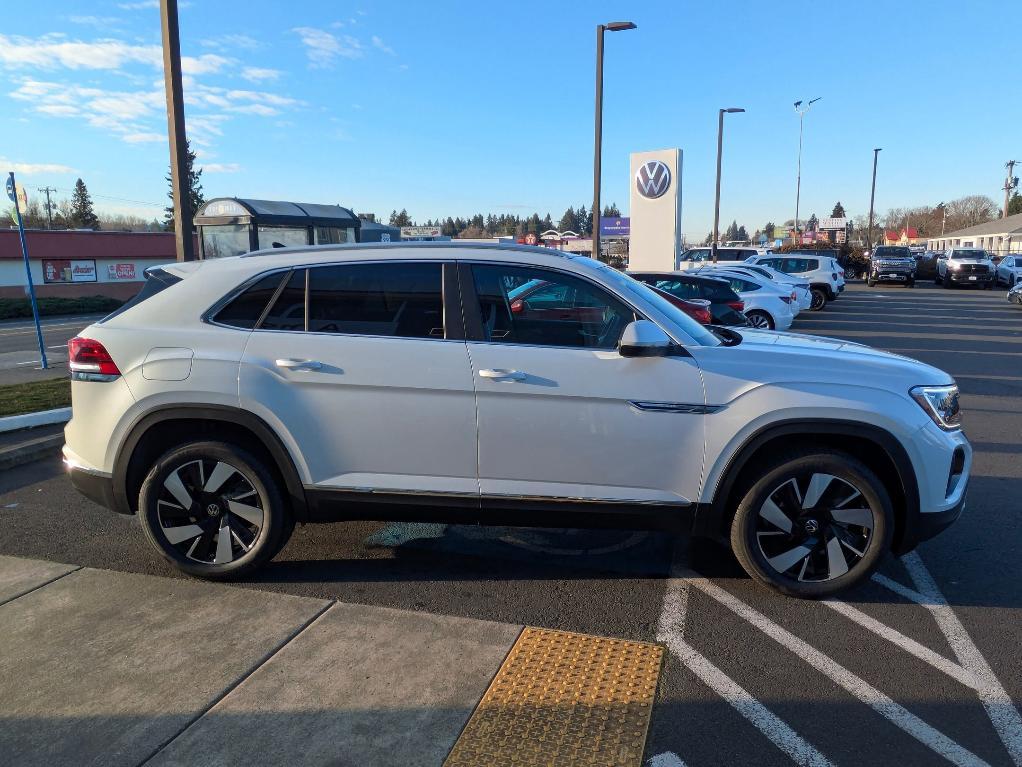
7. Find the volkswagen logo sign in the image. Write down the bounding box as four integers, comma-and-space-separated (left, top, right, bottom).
635, 160, 671, 200
206, 503, 221, 517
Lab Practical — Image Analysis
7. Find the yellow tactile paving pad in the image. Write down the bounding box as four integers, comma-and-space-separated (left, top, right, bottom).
444, 627, 664, 767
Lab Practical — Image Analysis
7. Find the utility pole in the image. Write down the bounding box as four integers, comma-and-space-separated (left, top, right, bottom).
712, 107, 745, 263
1003, 160, 1019, 218
867, 148, 882, 251
160, 0, 195, 261
37, 186, 57, 229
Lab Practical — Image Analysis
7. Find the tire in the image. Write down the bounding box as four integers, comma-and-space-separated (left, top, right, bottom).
934, 273, 941, 284
745, 310, 774, 330
906, 279, 915, 288
866, 274, 876, 287
984, 282, 993, 290
809, 288, 827, 311
138, 441, 292, 580
730, 449, 893, 598
943, 276, 954, 289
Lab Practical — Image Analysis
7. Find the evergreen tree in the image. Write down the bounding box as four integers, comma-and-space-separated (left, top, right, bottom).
763, 221, 776, 239
558, 207, 577, 232
737, 224, 749, 241
602, 202, 622, 217
164, 140, 203, 231
724, 220, 739, 241
542, 213, 553, 231
577, 205, 591, 236
1009, 192, 1022, 216
831, 201, 846, 218
806, 213, 819, 231
71, 178, 100, 230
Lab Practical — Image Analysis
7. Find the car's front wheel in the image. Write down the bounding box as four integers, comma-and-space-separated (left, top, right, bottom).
138, 441, 292, 580
745, 310, 774, 330
730, 450, 893, 598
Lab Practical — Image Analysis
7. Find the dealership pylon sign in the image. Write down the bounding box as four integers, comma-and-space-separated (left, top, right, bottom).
628, 149, 683, 271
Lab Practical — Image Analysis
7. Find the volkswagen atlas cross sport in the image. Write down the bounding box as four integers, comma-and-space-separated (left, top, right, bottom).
62, 243, 970, 598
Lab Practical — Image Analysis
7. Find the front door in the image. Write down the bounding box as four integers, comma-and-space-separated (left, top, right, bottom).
463, 262, 706, 509
239, 261, 478, 497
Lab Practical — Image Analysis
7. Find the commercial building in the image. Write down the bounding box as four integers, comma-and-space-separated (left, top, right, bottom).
926, 213, 1022, 255
0, 229, 186, 299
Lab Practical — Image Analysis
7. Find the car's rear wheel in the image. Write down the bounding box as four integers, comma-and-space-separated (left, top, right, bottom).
138, 441, 291, 580
730, 450, 893, 598
809, 288, 827, 310
745, 310, 774, 330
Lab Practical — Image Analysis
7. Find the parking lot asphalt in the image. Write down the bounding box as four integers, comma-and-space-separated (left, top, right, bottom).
0, 282, 1019, 766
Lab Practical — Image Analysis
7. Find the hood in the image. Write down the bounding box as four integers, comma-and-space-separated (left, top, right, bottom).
693, 328, 954, 396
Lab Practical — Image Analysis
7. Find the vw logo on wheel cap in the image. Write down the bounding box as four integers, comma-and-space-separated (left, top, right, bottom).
635, 160, 672, 200
206, 503, 221, 517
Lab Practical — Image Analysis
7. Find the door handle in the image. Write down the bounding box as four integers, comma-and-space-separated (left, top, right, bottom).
479, 368, 526, 381
275, 358, 323, 371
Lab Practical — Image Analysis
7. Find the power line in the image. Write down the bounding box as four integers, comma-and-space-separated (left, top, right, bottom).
50, 187, 164, 208
37, 186, 57, 229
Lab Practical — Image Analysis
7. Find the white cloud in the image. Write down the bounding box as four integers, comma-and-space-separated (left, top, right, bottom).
241, 66, 281, 82
122, 132, 165, 144
0, 33, 161, 70
371, 36, 396, 56
292, 27, 363, 67
117, 1, 158, 9
201, 163, 241, 173
69, 16, 122, 28
228, 103, 278, 116
181, 53, 231, 75
0, 158, 76, 175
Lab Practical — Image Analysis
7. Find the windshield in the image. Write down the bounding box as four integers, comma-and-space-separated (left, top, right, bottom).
873, 247, 911, 258
952, 250, 987, 259
583, 261, 721, 347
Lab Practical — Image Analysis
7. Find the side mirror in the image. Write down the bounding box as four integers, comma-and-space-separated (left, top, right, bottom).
618, 320, 672, 358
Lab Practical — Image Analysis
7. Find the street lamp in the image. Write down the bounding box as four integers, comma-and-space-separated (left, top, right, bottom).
712, 108, 745, 263
867, 148, 882, 251
592, 20, 636, 260
793, 97, 821, 244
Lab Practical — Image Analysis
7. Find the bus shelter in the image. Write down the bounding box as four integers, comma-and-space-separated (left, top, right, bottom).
194, 197, 361, 259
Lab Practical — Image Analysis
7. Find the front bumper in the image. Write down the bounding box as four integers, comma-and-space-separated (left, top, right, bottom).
947, 271, 994, 284
912, 484, 967, 544
873, 272, 914, 282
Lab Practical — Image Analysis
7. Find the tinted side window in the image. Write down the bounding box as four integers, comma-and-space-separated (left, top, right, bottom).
307, 262, 444, 338
472, 264, 633, 349
215, 272, 289, 329
653, 279, 699, 299
260, 270, 306, 331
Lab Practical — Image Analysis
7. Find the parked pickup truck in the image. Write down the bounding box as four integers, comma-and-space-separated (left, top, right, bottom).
867, 246, 916, 287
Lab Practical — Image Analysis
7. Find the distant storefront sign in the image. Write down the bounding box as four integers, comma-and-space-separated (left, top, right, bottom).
599, 217, 631, 237
43, 259, 97, 283
400, 225, 442, 240
524, 232, 539, 246
818, 217, 848, 231
106, 263, 137, 280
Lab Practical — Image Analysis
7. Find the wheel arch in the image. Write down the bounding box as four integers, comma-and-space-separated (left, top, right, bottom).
112, 405, 309, 522
696, 419, 920, 554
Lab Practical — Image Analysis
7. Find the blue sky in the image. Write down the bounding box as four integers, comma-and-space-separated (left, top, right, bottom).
1, 0, 1018, 237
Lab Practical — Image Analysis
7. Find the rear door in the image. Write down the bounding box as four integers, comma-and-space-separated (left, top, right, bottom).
238, 261, 479, 497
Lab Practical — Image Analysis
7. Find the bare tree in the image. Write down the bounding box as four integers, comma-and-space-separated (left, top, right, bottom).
945, 195, 998, 231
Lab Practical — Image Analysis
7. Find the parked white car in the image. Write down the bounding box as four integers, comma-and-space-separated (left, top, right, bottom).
63, 242, 970, 598
693, 268, 797, 330
936, 248, 996, 289
701, 262, 812, 312
995, 255, 1022, 287
676, 246, 761, 271
745, 253, 843, 311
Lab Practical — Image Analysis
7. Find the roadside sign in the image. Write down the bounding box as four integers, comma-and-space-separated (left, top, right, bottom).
5, 175, 14, 202
400, 225, 442, 239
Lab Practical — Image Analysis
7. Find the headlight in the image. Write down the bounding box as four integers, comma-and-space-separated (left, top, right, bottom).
948, 263, 960, 270
910, 385, 961, 430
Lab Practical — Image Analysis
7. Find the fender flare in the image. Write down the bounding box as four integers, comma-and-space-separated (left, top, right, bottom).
695, 418, 921, 552
112, 404, 309, 521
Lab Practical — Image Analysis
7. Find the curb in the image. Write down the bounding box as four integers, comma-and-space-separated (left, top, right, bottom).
0, 408, 72, 434
0, 433, 64, 471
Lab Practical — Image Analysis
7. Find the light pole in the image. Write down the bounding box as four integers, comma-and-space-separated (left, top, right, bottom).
712, 107, 745, 263
866, 148, 882, 251
592, 20, 636, 260
793, 97, 821, 244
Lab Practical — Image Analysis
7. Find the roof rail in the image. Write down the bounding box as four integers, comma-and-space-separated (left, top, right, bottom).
239, 240, 573, 259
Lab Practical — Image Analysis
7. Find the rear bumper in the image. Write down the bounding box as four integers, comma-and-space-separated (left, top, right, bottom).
63, 445, 122, 514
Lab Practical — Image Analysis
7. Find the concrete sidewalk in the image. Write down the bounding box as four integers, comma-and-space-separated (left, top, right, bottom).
0, 555, 664, 766
0, 555, 523, 767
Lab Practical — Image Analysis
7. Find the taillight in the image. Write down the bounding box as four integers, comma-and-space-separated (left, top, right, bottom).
727, 300, 745, 312
68, 337, 121, 380
790, 291, 797, 302
695, 307, 712, 325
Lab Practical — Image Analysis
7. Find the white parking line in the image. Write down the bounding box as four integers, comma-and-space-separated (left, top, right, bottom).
682, 572, 991, 767
822, 599, 978, 690
656, 565, 836, 767
647, 752, 687, 767
893, 554, 1022, 766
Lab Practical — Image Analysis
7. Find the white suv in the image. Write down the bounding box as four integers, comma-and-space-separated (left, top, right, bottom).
63, 243, 970, 598
746, 253, 844, 311
690, 267, 797, 330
